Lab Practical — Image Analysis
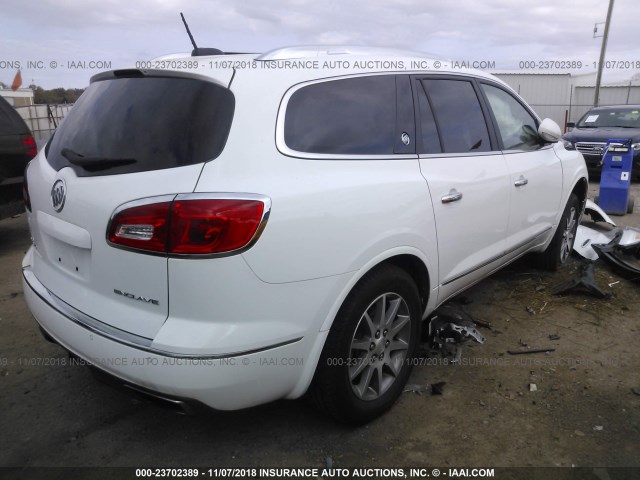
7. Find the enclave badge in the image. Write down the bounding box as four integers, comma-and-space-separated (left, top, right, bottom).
51, 179, 66, 212
114, 289, 160, 306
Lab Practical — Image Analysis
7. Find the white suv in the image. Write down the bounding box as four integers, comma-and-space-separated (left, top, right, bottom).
22, 46, 588, 423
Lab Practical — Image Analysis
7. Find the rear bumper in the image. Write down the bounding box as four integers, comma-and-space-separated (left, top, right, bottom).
22, 266, 318, 410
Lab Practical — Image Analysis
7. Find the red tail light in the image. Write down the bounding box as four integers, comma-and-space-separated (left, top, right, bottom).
108, 201, 172, 253
22, 135, 37, 159
108, 195, 269, 256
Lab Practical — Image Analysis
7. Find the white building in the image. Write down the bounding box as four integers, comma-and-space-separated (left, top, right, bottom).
0, 88, 35, 107
493, 71, 640, 130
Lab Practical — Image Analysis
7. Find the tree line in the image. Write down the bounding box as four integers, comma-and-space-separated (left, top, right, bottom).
29, 85, 85, 104
0, 81, 85, 104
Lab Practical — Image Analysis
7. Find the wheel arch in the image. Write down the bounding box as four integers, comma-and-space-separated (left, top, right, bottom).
571, 176, 589, 213
287, 249, 434, 399
321, 250, 434, 333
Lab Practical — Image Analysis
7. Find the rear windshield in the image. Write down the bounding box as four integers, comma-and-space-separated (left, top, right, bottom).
46, 75, 235, 176
577, 108, 640, 128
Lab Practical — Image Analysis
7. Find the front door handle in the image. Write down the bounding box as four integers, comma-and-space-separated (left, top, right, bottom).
441, 189, 463, 203
514, 176, 529, 187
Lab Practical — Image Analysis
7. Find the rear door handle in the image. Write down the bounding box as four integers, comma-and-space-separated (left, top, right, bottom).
441, 189, 463, 203
514, 176, 528, 187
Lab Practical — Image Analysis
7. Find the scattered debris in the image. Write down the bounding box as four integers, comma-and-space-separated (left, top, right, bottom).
526, 306, 536, 315
548, 334, 561, 341
535, 285, 546, 292
592, 229, 640, 279
608, 281, 620, 287
529, 383, 538, 392
584, 199, 616, 227
404, 384, 430, 395
593, 426, 604, 431
426, 305, 485, 362
431, 382, 446, 395
619, 226, 640, 246
574, 430, 586, 437
508, 348, 556, 355
471, 318, 493, 330
325, 456, 334, 469
631, 388, 640, 397
551, 262, 609, 299
574, 225, 617, 260
404, 382, 447, 396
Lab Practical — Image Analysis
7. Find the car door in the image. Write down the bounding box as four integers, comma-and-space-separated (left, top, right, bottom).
478, 82, 562, 256
414, 76, 510, 304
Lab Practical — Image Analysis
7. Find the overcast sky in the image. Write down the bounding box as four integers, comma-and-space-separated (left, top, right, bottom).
1, 0, 639, 89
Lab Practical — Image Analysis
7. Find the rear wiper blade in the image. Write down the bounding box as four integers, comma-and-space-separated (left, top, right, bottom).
61, 148, 137, 169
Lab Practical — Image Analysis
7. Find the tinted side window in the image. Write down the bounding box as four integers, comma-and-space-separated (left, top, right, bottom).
284, 76, 396, 155
422, 79, 491, 153
481, 84, 540, 151
416, 81, 442, 154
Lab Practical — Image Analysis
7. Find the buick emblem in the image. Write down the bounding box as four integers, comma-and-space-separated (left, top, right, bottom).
51, 179, 66, 212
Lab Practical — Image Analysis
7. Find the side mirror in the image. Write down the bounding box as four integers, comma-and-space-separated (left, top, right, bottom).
538, 118, 562, 143
566, 122, 576, 129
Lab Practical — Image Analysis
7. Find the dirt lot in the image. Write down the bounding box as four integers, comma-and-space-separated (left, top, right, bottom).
1, 182, 639, 474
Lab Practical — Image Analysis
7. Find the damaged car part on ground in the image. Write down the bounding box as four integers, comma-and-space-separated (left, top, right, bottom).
592, 230, 640, 279
22, 45, 588, 424
551, 262, 610, 299
424, 304, 486, 363
573, 198, 640, 278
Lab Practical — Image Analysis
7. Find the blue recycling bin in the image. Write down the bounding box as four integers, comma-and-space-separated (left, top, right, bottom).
597, 138, 635, 215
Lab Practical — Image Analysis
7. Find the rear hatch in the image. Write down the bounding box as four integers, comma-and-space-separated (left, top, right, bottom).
26, 70, 234, 338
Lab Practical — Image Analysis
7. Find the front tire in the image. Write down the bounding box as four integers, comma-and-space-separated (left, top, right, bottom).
310, 265, 421, 424
536, 193, 580, 271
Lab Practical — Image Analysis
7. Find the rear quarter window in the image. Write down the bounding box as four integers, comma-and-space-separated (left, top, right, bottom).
283, 75, 396, 155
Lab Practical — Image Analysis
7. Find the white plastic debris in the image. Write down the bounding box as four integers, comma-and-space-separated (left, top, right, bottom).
619, 227, 640, 246
584, 199, 616, 227
529, 383, 538, 392
574, 225, 617, 260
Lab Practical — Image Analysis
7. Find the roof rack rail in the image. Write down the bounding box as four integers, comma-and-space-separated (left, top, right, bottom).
256, 45, 446, 61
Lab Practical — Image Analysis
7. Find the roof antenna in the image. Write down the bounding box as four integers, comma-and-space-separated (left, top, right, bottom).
179, 12, 223, 56
180, 12, 198, 51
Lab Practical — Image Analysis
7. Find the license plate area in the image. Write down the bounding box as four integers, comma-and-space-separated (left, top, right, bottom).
41, 235, 91, 280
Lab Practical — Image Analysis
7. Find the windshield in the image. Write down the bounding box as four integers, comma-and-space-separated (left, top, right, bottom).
46, 75, 235, 176
577, 108, 640, 128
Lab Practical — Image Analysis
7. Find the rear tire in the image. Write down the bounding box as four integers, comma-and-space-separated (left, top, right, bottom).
310, 265, 421, 424
536, 193, 580, 271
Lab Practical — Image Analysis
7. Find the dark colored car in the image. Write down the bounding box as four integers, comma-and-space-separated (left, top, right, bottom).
562, 105, 640, 180
0, 95, 37, 220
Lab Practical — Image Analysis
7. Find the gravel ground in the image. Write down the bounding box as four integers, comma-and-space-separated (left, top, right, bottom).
1, 182, 639, 475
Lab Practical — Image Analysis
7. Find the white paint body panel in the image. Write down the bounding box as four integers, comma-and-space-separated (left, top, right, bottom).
22, 49, 589, 411
25, 152, 203, 338
504, 146, 563, 250
419, 152, 510, 303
